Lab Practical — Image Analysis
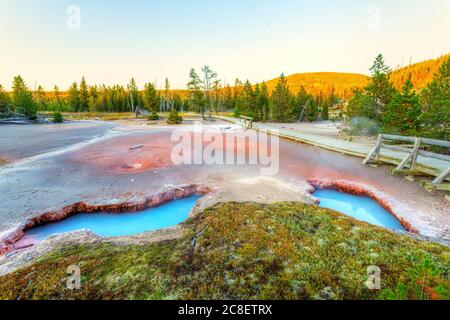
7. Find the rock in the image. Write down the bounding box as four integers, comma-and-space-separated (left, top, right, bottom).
315, 286, 337, 300
129, 144, 144, 150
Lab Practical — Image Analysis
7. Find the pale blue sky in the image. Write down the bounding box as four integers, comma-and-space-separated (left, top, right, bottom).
0, 0, 449, 90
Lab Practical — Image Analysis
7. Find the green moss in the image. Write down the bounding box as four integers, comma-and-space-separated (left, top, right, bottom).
0, 202, 448, 300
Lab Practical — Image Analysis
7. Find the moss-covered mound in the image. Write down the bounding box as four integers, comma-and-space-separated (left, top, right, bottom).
0, 202, 448, 300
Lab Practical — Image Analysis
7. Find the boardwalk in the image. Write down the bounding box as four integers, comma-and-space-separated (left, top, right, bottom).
215, 116, 450, 183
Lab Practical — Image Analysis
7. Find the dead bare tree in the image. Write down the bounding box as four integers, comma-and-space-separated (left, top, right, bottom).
201, 66, 218, 120
297, 98, 311, 123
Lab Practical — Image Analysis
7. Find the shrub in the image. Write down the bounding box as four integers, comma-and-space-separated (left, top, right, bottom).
167, 109, 183, 124
51, 112, 64, 123
147, 112, 160, 121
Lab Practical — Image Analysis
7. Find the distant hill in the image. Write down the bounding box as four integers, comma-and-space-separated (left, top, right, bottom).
390, 54, 450, 90
263, 72, 369, 99
260, 54, 449, 99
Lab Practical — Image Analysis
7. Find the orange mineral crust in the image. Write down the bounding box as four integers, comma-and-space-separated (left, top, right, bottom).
68, 134, 176, 173
67, 131, 263, 174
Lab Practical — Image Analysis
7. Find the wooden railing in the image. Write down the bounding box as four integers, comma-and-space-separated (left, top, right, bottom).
363, 134, 450, 186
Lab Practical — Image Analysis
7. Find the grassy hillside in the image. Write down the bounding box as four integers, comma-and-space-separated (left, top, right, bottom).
1, 202, 448, 300
390, 54, 450, 90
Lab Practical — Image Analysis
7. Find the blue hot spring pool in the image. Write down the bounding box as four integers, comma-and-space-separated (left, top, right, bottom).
25, 195, 201, 241
313, 189, 406, 231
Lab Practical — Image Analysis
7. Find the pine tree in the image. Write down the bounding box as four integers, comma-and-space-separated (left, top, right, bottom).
346, 89, 371, 119
346, 54, 397, 123
143, 83, 160, 115
187, 68, 205, 117
89, 86, 99, 100
242, 80, 258, 120
383, 79, 421, 135
420, 56, 450, 140
0, 84, 11, 113
233, 79, 244, 117
68, 82, 80, 112
53, 85, 61, 104
79, 77, 89, 112
223, 84, 233, 111
12, 75, 37, 119
305, 99, 318, 122
293, 86, 311, 121
87, 96, 97, 112
259, 82, 270, 122
46, 85, 63, 112
366, 54, 397, 121
173, 94, 183, 112
167, 108, 183, 124
321, 99, 330, 121
35, 85, 46, 111
270, 73, 292, 122
211, 79, 222, 114
99, 86, 108, 112
106, 86, 114, 112
292, 86, 305, 120
254, 83, 262, 121
162, 78, 172, 111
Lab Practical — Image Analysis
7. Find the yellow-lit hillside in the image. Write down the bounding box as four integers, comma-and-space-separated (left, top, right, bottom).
262, 54, 449, 99
390, 54, 450, 90
264, 72, 369, 99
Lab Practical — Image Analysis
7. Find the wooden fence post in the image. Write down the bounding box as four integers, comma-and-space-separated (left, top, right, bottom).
395, 137, 421, 172
363, 134, 383, 165
433, 167, 450, 185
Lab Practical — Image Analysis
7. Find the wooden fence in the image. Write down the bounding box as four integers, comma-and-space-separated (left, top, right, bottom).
363, 134, 450, 188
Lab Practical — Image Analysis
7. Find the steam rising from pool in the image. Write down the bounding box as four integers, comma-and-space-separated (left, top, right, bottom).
25, 195, 201, 241
313, 189, 406, 231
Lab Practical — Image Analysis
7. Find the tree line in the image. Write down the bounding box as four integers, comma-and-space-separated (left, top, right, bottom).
347, 54, 449, 140
0, 68, 337, 123
186, 66, 337, 122
0, 55, 448, 140
0, 77, 186, 119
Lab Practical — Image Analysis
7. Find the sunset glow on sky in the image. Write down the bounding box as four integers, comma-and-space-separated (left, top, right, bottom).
1, 0, 449, 90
